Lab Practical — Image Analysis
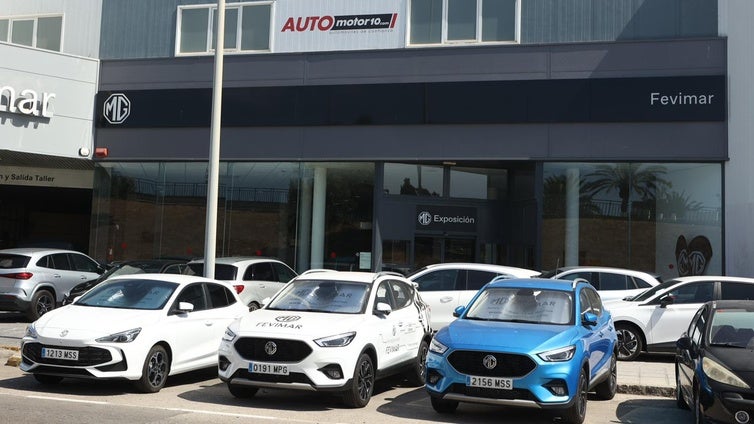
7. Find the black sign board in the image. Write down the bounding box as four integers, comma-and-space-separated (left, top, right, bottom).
415, 205, 477, 232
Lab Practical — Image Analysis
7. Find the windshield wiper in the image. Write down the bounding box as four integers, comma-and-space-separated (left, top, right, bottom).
710, 342, 747, 348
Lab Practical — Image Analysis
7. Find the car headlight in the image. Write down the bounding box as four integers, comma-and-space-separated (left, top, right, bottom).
222, 327, 237, 343
24, 324, 38, 339
703, 357, 750, 388
95, 328, 142, 343
538, 345, 576, 362
314, 332, 356, 347
429, 338, 448, 355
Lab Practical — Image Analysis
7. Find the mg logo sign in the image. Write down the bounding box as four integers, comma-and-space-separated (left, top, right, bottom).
103, 93, 130, 124
417, 211, 432, 226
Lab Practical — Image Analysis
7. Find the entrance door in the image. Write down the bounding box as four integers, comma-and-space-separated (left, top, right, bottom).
414, 237, 475, 268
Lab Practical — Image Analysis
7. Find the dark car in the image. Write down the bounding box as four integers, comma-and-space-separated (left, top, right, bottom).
675, 300, 754, 424
62, 259, 189, 305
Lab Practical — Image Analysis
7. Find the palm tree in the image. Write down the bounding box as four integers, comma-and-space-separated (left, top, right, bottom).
583, 164, 671, 214
543, 174, 600, 218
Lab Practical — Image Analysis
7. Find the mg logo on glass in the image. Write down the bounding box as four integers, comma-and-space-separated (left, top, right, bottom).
417, 211, 432, 226
103, 93, 131, 124
482, 354, 497, 370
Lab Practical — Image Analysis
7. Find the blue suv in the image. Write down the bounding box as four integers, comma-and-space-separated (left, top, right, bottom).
425, 278, 618, 424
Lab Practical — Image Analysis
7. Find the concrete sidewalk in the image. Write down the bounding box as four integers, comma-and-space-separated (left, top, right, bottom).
1, 344, 675, 397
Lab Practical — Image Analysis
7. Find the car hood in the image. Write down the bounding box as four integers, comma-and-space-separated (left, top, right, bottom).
603, 298, 643, 312
707, 346, 754, 375
437, 319, 580, 354
33, 305, 161, 339
236, 309, 364, 338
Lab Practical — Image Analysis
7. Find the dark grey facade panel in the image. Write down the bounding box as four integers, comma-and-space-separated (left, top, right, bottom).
99, 39, 726, 91
99, 0, 718, 59
94, 122, 726, 163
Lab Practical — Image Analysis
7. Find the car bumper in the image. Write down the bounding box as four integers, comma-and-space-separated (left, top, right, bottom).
701, 380, 754, 424
425, 350, 581, 410
19, 338, 150, 381
218, 336, 361, 392
0, 292, 31, 312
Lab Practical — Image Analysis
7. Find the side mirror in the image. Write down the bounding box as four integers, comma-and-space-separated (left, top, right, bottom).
170, 301, 194, 315
676, 336, 692, 351
375, 302, 392, 316
453, 305, 466, 318
659, 295, 674, 308
582, 311, 598, 326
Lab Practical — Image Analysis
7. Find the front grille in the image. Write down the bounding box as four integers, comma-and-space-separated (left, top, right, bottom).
448, 350, 536, 377
232, 369, 313, 385
23, 343, 112, 367
449, 383, 537, 401
234, 337, 312, 362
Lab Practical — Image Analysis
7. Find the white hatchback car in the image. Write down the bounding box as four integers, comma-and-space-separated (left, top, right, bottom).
604, 276, 754, 360
20, 274, 249, 392
540, 266, 661, 302
406, 263, 540, 330
186, 257, 297, 310
218, 270, 433, 407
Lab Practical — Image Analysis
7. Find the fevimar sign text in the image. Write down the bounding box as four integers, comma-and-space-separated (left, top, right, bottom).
415, 205, 477, 232
0, 86, 55, 118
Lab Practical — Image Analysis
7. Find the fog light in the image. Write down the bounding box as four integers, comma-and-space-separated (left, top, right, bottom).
735, 411, 750, 424
218, 356, 230, 372
319, 364, 344, 379
544, 379, 568, 396
427, 369, 443, 385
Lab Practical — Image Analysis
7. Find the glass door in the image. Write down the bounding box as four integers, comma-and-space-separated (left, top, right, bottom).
414, 236, 475, 268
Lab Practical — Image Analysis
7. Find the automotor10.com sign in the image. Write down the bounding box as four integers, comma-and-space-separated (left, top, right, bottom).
281, 14, 397, 32
415, 205, 477, 232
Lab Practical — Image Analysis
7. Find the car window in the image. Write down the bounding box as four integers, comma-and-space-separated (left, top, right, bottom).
579, 291, 590, 315
0, 254, 30, 268
246, 262, 275, 281
207, 283, 235, 308
162, 264, 185, 274
176, 283, 208, 311
69, 253, 100, 273
272, 262, 297, 282
466, 270, 497, 290
710, 308, 754, 348
688, 307, 705, 349
412, 269, 459, 292
666, 282, 714, 304
50, 253, 72, 271
584, 287, 603, 316
375, 281, 396, 309
719, 282, 754, 300
633, 276, 654, 289
213, 264, 238, 280
598, 273, 629, 291
560, 272, 597, 289
388, 280, 412, 309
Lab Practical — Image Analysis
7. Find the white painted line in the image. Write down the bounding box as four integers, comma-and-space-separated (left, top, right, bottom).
26, 395, 108, 405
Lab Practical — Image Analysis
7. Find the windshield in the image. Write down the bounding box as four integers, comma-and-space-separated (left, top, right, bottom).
267, 280, 370, 314
465, 287, 573, 325
76, 278, 178, 310
709, 308, 754, 348
629, 279, 682, 302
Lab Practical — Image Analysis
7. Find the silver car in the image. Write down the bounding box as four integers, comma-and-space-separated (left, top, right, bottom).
0, 248, 104, 320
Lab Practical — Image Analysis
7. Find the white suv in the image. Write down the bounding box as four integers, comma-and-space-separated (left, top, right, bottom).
218, 270, 432, 407
540, 266, 661, 302
0, 248, 104, 320
406, 263, 540, 330
186, 257, 297, 310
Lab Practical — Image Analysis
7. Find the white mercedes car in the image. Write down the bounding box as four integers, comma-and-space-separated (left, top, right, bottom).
20, 274, 249, 392
218, 270, 433, 407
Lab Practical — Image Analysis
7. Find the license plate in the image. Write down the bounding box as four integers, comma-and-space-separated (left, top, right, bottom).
41, 347, 79, 361
467, 375, 513, 390
249, 362, 289, 375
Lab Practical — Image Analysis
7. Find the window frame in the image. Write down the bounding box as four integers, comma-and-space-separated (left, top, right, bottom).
175, 1, 274, 56
0, 13, 64, 52
406, 0, 520, 47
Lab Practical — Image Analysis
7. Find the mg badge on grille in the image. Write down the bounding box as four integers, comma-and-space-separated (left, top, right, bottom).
483, 354, 497, 370
264, 341, 278, 356
59, 330, 69, 337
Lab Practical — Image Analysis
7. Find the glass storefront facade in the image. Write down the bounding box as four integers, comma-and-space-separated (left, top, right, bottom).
542, 162, 722, 281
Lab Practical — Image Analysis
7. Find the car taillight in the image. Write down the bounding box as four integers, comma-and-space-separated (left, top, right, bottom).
0, 272, 33, 280
233, 285, 245, 294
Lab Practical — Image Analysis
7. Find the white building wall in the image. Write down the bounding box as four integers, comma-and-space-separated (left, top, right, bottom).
0, 0, 102, 58
719, 1, 754, 277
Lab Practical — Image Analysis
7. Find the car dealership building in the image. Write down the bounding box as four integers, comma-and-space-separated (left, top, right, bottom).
3, 0, 754, 281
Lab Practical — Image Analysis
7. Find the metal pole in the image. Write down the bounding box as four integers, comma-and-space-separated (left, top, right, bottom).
204, 0, 225, 279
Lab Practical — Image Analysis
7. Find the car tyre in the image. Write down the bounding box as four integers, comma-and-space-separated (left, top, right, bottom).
406, 339, 429, 386
248, 302, 261, 312
675, 363, 689, 410
27, 290, 55, 321
134, 344, 170, 393
562, 369, 588, 424
615, 323, 643, 361
342, 353, 374, 408
430, 397, 458, 414
228, 382, 259, 399
33, 374, 63, 384
594, 353, 617, 400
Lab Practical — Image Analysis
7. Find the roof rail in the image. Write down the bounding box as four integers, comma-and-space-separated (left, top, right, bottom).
300, 268, 335, 275
571, 278, 590, 289
372, 271, 404, 284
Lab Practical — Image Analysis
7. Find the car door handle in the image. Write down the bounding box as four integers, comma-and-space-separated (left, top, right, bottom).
440, 297, 454, 303
205, 322, 214, 327
53, 274, 61, 278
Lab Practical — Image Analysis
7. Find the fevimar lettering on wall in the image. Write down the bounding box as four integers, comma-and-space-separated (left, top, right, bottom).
0, 86, 55, 118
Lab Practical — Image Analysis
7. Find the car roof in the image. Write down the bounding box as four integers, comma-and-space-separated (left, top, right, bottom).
0, 247, 85, 256
409, 262, 540, 276
188, 256, 284, 265
667, 276, 754, 284
295, 270, 403, 284
486, 277, 581, 292
551, 266, 659, 277
106, 273, 235, 287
